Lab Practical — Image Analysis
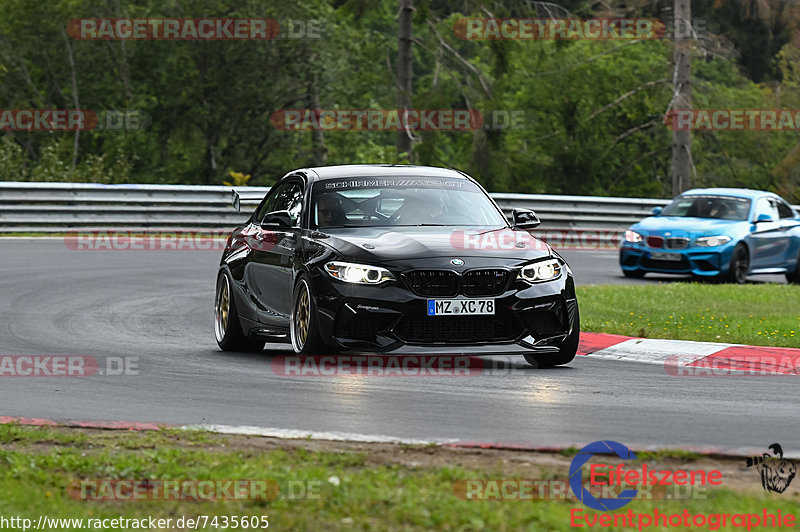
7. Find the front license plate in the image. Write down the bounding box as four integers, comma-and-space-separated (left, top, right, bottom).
427, 299, 495, 316
650, 252, 682, 261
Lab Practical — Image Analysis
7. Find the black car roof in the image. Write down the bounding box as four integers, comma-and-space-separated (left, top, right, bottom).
300, 164, 469, 182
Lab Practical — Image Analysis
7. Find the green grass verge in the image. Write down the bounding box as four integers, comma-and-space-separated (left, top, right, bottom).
578, 283, 800, 348
1, 425, 799, 531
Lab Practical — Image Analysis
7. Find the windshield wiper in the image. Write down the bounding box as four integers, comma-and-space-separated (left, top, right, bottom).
393, 223, 448, 227
319, 224, 364, 228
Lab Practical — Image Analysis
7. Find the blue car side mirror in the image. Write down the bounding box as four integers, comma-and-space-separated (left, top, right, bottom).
755, 213, 774, 223
652, 207, 663, 216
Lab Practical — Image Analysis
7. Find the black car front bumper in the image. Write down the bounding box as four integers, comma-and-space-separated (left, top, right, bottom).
310, 267, 578, 352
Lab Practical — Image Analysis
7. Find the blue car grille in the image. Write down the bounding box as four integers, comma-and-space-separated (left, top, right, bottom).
641, 257, 691, 271
665, 237, 689, 250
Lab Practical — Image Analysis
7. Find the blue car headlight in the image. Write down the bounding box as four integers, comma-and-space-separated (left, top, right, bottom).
624, 230, 644, 243
695, 235, 732, 247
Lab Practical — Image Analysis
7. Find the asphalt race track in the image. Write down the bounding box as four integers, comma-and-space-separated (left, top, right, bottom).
560, 248, 787, 286
0, 239, 794, 452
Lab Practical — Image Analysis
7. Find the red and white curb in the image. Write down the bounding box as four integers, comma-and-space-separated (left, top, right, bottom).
578, 332, 800, 375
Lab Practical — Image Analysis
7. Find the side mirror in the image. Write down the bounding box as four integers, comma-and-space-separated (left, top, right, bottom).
232, 190, 241, 212
512, 208, 541, 230
652, 206, 663, 216
755, 213, 774, 223
262, 210, 293, 228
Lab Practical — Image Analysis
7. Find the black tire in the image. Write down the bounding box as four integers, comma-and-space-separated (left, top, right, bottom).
214, 271, 265, 352
787, 254, 800, 284
724, 243, 749, 284
623, 269, 646, 279
523, 307, 580, 368
290, 274, 326, 356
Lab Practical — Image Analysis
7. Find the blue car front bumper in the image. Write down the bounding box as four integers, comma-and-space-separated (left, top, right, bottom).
619, 241, 737, 276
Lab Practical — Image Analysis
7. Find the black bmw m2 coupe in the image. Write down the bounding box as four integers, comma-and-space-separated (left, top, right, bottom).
215, 165, 580, 367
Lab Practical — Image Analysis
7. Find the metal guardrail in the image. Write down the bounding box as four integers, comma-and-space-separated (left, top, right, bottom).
0, 182, 268, 231
1, 181, 795, 235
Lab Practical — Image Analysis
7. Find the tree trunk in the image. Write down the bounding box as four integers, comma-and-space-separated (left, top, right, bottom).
671, 0, 692, 196
309, 73, 327, 165
62, 27, 80, 173
396, 0, 414, 160
204, 132, 218, 185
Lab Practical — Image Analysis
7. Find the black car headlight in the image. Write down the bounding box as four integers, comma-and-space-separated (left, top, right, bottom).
518, 259, 562, 283
324, 261, 395, 284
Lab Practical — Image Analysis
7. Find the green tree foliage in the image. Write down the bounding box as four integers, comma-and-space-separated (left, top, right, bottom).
0, 0, 797, 199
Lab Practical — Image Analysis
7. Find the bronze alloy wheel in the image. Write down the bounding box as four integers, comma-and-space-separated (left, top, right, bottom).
291, 279, 311, 352
214, 271, 264, 352
214, 274, 230, 343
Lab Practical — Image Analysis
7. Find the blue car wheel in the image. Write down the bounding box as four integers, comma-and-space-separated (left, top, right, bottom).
787, 254, 800, 284
724, 243, 749, 284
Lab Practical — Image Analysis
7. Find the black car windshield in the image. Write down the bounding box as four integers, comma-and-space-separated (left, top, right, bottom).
311, 177, 508, 228
660, 195, 751, 221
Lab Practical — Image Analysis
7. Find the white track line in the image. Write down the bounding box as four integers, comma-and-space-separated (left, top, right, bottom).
182, 424, 459, 445
181, 424, 798, 458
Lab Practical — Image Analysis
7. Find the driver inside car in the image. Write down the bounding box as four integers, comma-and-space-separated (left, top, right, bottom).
708, 201, 729, 219
392, 193, 446, 225
316, 194, 347, 227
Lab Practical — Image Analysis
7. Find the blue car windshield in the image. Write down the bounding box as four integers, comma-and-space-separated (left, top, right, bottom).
311, 177, 508, 228
660, 195, 751, 221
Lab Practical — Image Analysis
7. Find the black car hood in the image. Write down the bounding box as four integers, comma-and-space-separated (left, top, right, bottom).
311, 226, 552, 264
